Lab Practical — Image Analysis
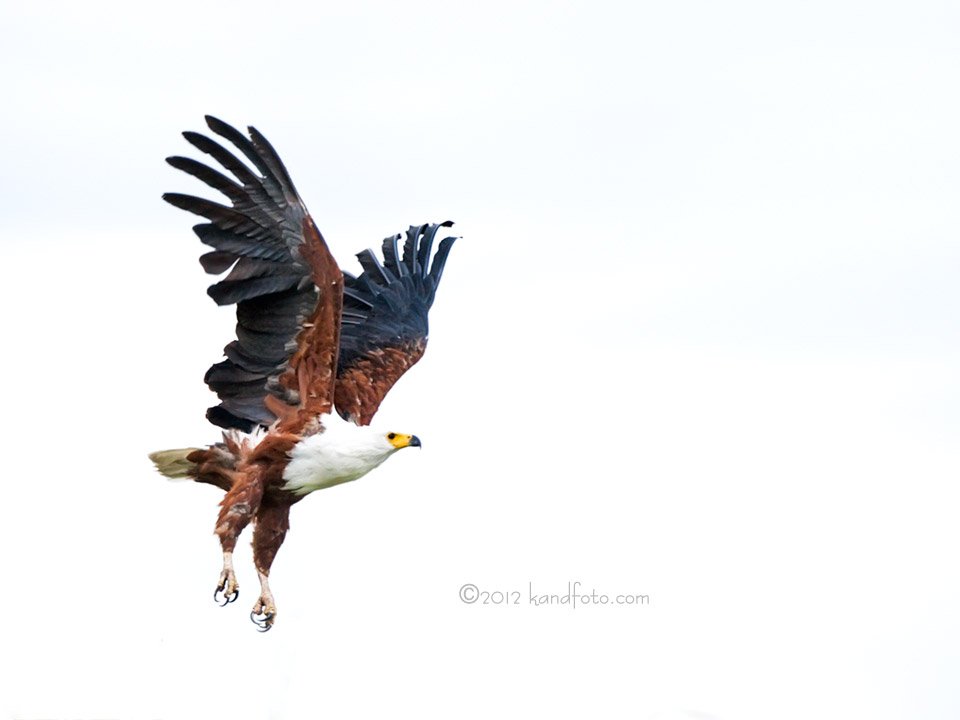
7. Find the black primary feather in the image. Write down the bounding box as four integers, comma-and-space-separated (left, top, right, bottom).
165, 117, 458, 430
337, 222, 457, 375
165, 117, 315, 430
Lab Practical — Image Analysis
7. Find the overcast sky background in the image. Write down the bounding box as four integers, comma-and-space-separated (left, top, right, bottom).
1, 1, 959, 718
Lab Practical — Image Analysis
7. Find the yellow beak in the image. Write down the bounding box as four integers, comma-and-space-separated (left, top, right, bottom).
389, 434, 422, 449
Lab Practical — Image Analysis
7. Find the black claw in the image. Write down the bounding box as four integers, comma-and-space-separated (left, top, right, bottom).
216, 582, 238, 606
250, 610, 274, 631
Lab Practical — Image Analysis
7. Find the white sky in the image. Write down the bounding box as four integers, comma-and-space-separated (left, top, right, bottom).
2, 1, 959, 718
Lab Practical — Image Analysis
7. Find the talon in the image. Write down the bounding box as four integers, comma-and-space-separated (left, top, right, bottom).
254, 612, 275, 632
250, 603, 276, 631
251, 572, 277, 631
215, 566, 239, 607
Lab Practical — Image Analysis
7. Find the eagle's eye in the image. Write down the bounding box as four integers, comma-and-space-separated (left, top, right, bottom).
387, 432, 396, 440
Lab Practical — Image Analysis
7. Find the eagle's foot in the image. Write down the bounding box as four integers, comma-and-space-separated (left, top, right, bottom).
250, 595, 276, 632
214, 569, 239, 606
214, 552, 239, 606
250, 571, 276, 632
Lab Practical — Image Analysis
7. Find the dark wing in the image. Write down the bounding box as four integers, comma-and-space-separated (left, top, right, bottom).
334, 222, 457, 425
164, 116, 341, 432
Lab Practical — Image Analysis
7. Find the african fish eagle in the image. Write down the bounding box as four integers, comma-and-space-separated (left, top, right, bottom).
149, 116, 457, 632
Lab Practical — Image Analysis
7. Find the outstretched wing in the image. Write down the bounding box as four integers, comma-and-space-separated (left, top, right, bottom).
335, 222, 457, 425
164, 116, 341, 433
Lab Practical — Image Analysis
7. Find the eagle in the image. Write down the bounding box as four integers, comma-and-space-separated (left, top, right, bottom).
149, 116, 458, 631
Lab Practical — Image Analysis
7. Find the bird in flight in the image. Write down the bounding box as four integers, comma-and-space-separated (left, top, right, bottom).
149, 116, 458, 631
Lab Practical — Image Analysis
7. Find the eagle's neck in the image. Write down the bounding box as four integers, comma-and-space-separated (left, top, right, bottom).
279, 416, 397, 496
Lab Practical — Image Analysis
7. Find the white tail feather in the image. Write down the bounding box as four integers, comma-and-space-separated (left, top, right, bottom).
148, 448, 201, 480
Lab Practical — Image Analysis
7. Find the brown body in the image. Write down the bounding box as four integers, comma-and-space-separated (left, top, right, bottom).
192, 432, 301, 576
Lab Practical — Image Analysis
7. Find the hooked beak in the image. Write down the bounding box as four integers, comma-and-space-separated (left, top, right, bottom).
389, 433, 423, 450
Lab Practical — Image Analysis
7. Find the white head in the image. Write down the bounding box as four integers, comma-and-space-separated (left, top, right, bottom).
281, 412, 422, 495
322, 410, 421, 453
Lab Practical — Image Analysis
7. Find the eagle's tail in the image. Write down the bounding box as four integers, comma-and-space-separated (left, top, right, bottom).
148, 444, 237, 492
148, 448, 202, 480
